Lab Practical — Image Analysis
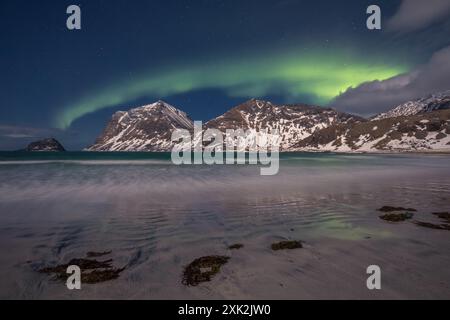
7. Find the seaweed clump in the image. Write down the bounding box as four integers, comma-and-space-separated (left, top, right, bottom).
81, 268, 125, 283
38, 255, 125, 284
271, 240, 303, 251
182, 255, 230, 286
412, 211, 450, 231
228, 244, 244, 250
86, 250, 112, 258
413, 221, 450, 231
39, 258, 113, 274
377, 206, 417, 212
432, 212, 450, 223
379, 212, 414, 222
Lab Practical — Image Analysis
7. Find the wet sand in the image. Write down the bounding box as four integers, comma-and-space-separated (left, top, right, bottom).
0, 153, 449, 299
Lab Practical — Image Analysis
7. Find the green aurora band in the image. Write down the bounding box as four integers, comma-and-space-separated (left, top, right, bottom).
56, 49, 408, 129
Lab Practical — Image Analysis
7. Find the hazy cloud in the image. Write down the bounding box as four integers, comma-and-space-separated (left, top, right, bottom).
387, 0, 450, 33
0, 125, 53, 139
331, 45, 450, 116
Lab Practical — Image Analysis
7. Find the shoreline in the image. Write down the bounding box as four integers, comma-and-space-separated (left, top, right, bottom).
1, 150, 450, 155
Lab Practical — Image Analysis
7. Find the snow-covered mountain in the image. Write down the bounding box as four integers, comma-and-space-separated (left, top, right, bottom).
293, 109, 450, 152
204, 99, 363, 151
88, 101, 193, 151
372, 90, 450, 121
88, 94, 450, 153
89, 99, 362, 152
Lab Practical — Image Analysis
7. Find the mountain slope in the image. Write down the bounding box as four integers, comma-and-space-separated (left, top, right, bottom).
204, 99, 363, 151
373, 90, 450, 121
88, 101, 193, 151
293, 109, 450, 152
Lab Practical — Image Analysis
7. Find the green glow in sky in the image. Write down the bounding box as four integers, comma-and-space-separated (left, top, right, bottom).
56, 48, 407, 129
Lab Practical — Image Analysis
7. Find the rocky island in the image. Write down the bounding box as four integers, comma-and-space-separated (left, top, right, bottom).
25, 138, 66, 152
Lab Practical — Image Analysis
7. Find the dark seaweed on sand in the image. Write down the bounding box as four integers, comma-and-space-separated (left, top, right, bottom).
413, 221, 450, 231
377, 206, 417, 212
38, 255, 125, 284
182, 256, 230, 286
39, 258, 113, 274
432, 212, 450, 223
379, 212, 414, 222
81, 268, 125, 283
411, 211, 450, 230
86, 250, 112, 258
271, 240, 303, 250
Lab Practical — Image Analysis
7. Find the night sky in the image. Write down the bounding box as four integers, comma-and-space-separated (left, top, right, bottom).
1, 0, 450, 150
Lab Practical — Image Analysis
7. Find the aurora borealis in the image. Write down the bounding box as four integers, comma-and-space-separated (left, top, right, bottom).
56, 48, 407, 129
1, 0, 450, 149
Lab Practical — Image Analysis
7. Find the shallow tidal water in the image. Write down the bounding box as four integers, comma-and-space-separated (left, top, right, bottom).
0, 152, 449, 299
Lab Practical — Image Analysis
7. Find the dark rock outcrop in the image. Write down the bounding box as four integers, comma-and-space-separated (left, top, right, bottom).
25, 138, 65, 152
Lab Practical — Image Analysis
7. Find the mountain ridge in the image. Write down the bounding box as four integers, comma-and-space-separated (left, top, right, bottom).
372, 90, 450, 121
87, 92, 450, 153
293, 109, 450, 152
204, 99, 363, 151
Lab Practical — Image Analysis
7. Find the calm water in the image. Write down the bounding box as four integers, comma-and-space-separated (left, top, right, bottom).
0, 152, 449, 299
